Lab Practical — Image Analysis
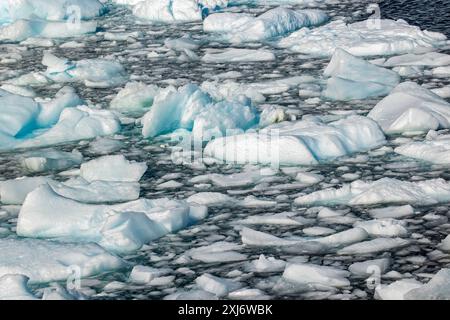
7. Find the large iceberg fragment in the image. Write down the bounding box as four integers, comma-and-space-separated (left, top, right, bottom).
0, 238, 125, 283
21, 149, 83, 173
322, 49, 399, 101
141, 84, 258, 140
0, 0, 105, 24
295, 177, 450, 206
278, 19, 447, 57
17, 184, 207, 253
0, 19, 97, 42
204, 7, 328, 43
16, 106, 121, 149
0, 176, 52, 205
204, 115, 385, 166
132, 0, 227, 23
368, 82, 450, 135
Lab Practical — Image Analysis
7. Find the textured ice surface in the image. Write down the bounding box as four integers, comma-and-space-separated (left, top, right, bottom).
296, 178, 450, 206
110, 82, 158, 115
322, 49, 400, 100
204, 7, 328, 43
368, 82, 450, 135
0, 238, 125, 283
43, 52, 128, 88
395, 132, 450, 164
142, 84, 258, 139
0, 0, 104, 23
21, 149, 83, 173
204, 115, 385, 165
202, 48, 275, 63
282, 263, 350, 288
17, 184, 207, 252
80, 155, 147, 183
132, 0, 227, 23
0, 19, 97, 42
278, 19, 447, 57
0, 176, 52, 205
0, 275, 37, 300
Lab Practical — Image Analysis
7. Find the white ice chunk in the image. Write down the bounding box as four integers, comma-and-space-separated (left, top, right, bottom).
384, 52, 450, 67
395, 133, 450, 164
43, 52, 128, 88
247, 254, 286, 273
338, 238, 410, 255
368, 205, 414, 219
204, 8, 328, 43
195, 273, 241, 297
348, 258, 390, 277
110, 82, 159, 115
0, 275, 37, 300
354, 219, 408, 238
368, 82, 450, 135
17, 184, 205, 253
204, 115, 385, 166
322, 49, 399, 101
295, 178, 450, 206
278, 19, 447, 57
142, 84, 258, 139
80, 155, 147, 183
202, 48, 275, 63
186, 192, 233, 206
0, 176, 53, 205
375, 279, 422, 300
128, 265, 171, 284
0, 238, 125, 283
282, 263, 350, 288
21, 149, 83, 173
405, 269, 450, 300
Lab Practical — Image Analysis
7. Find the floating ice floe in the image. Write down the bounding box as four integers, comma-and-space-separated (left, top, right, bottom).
141, 84, 258, 140
0, 176, 53, 205
80, 155, 147, 183
184, 241, 247, 263
368, 205, 414, 219
295, 177, 450, 206
368, 82, 450, 135
395, 132, 450, 165
17, 183, 207, 253
202, 48, 275, 63
0, 238, 125, 283
201, 76, 315, 104
245, 255, 286, 273
110, 82, 159, 115
195, 273, 242, 297
0, 0, 105, 24
204, 115, 386, 166
322, 49, 399, 101
353, 219, 408, 238
383, 52, 450, 67
204, 7, 328, 43
20, 148, 83, 173
376, 269, 450, 300
128, 265, 171, 284
348, 258, 390, 278
43, 52, 128, 88
0, 19, 97, 42
282, 263, 350, 289
337, 238, 410, 255
132, 0, 228, 23
278, 19, 447, 57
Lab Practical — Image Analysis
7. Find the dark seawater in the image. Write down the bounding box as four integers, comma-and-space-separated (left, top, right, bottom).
379, 0, 450, 37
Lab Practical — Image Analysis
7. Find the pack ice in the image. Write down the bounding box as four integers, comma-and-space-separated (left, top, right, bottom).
295, 178, 450, 206
278, 19, 447, 57
204, 115, 386, 166
368, 82, 450, 135
322, 49, 400, 101
203, 7, 328, 42
0, 238, 125, 283
141, 84, 258, 140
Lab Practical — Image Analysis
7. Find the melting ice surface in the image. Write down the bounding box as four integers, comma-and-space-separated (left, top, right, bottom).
1, 0, 450, 300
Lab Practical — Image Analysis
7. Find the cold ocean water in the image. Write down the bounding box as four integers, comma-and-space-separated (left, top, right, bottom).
1, 0, 450, 300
